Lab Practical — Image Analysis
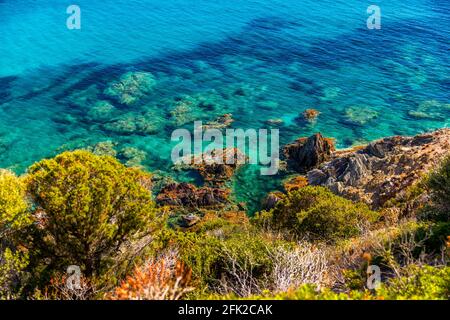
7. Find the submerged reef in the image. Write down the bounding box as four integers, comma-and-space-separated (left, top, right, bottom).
102, 112, 163, 135
344, 105, 379, 126
407, 100, 449, 121
87, 100, 117, 122
168, 91, 228, 127
104, 71, 157, 105
319, 87, 341, 101
119, 147, 147, 168
88, 141, 118, 157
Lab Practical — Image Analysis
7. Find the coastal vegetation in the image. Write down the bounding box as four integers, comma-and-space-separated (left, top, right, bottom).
0, 130, 449, 300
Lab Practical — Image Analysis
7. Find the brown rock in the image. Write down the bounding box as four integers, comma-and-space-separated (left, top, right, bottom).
156, 182, 230, 208
283, 133, 336, 173
176, 148, 246, 187
177, 214, 201, 228
307, 129, 450, 209
265, 118, 284, 126
203, 114, 234, 130
302, 109, 320, 122
262, 191, 285, 210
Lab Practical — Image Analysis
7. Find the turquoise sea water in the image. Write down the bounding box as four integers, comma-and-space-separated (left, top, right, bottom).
0, 0, 449, 211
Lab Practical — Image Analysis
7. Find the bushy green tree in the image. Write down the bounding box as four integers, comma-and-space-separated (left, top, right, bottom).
0, 169, 30, 234
422, 156, 450, 221
256, 186, 378, 242
26, 150, 157, 280
0, 170, 31, 299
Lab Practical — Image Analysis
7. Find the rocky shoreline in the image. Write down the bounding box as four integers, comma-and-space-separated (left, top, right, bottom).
306, 128, 449, 209
155, 128, 449, 222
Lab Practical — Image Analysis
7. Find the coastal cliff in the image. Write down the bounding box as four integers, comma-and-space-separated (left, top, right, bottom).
306, 129, 449, 208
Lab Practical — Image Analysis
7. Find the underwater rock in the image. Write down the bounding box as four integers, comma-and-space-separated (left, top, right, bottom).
67, 85, 100, 108
87, 100, 116, 122
102, 112, 162, 135
169, 99, 195, 126
344, 105, 379, 126
192, 90, 224, 111
104, 71, 156, 105
87, 141, 117, 157
175, 148, 246, 187
119, 146, 146, 168
203, 114, 234, 130
168, 91, 225, 126
408, 111, 435, 119
407, 100, 449, 121
283, 133, 336, 173
302, 109, 320, 123
156, 183, 230, 208
257, 101, 279, 111
319, 87, 341, 101
233, 88, 246, 96
265, 118, 284, 126
52, 114, 77, 125
307, 129, 450, 209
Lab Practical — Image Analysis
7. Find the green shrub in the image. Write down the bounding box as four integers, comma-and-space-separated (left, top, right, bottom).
377, 266, 450, 300
0, 170, 31, 299
0, 170, 31, 234
154, 229, 279, 296
421, 156, 450, 222
256, 186, 378, 242
205, 284, 367, 300
0, 248, 29, 299
207, 266, 450, 300
26, 150, 157, 281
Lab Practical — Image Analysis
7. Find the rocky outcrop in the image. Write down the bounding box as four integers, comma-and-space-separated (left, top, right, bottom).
302, 109, 320, 123
262, 191, 285, 210
156, 182, 230, 208
175, 148, 246, 187
177, 214, 201, 228
307, 129, 450, 209
283, 133, 335, 173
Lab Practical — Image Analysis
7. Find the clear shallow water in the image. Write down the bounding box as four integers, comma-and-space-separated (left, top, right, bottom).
0, 0, 449, 211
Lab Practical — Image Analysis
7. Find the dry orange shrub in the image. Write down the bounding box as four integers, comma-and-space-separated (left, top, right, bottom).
109, 259, 193, 300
